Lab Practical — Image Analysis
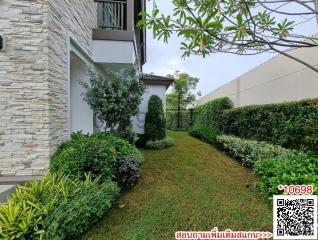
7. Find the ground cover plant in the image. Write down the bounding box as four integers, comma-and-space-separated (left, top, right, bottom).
81, 131, 272, 239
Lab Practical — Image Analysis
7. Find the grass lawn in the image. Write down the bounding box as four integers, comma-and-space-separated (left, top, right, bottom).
81, 131, 272, 240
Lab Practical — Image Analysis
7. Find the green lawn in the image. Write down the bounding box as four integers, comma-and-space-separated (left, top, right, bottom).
81, 131, 272, 240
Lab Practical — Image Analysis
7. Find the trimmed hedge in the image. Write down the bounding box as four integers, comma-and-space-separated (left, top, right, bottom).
216, 135, 294, 168
50, 132, 143, 182
43, 180, 120, 240
253, 152, 318, 198
221, 98, 318, 152
166, 111, 191, 130
189, 126, 218, 144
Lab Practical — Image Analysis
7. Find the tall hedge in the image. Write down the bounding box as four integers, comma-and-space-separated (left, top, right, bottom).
221, 98, 318, 152
144, 95, 166, 141
192, 97, 233, 131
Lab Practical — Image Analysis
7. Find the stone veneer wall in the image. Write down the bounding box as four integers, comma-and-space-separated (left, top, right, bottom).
0, 0, 97, 176
0, 0, 50, 176
47, 0, 97, 157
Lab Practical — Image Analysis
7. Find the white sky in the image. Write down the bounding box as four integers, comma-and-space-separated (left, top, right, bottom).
143, 1, 318, 97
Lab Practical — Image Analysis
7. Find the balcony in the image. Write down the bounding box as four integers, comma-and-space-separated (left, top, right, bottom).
93, 0, 146, 66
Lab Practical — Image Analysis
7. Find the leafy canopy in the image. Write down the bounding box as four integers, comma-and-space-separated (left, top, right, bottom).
138, 0, 318, 72
82, 64, 145, 132
166, 71, 199, 111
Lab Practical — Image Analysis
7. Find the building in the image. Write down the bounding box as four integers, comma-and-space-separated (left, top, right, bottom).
0, 0, 171, 177
196, 45, 318, 107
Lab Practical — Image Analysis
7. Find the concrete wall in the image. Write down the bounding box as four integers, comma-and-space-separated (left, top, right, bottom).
132, 85, 167, 134
196, 46, 318, 107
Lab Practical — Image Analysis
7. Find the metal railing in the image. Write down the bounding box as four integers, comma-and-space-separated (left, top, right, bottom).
97, 0, 127, 30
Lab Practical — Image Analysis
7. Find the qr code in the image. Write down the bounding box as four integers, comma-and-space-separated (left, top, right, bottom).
274, 195, 317, 240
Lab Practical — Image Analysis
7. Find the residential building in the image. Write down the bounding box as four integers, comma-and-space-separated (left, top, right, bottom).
0, 0, 171, 176
195, 45, 318, 107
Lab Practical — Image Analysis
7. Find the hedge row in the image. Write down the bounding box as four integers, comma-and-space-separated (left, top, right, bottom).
191, 97, 318, 153
166, 111, 192, 130
216, 135, 294, 168
221, 99, 318, 152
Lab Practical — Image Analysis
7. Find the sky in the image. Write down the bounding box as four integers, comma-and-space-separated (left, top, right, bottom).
143, 1, 318, 97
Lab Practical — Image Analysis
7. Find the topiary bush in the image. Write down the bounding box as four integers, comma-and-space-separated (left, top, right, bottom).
253, 152, 318, 198
216, 135, 294, 168
144, 95, 166, 141
43, 180, 120, 240
50, 132, 117, 182
116, 157, 141, 191
221, 98, 318, 152
145, 138, 174, 150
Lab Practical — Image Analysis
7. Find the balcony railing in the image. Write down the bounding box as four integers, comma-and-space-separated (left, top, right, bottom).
97, 0, 127, 30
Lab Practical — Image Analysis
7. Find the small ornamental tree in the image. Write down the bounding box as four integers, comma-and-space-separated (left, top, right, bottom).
82, 64, 145, 134
144, 95, 166, 141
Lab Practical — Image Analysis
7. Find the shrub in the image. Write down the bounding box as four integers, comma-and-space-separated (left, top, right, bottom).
189, 126, 218, 144
50, 132, 117, 182
99, 134, 144, 163
51, 133, 143, 181
0, 173, 93, 240
144, 95, 166, 141
136, 134, 147, 148
216, 135, 294, 168
253, 152, 318, 198
116, 157, 141, 191
221, 98, 318, 152
43, 180, 120, 240
145, 138, 174, 150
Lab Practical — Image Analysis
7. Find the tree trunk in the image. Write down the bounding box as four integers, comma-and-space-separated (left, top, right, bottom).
177, 97, 181, 129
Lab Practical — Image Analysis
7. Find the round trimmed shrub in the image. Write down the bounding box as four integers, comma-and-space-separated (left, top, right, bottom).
145, 138, 174, 150
50, 132, 117, 181
144, 95, 166, 141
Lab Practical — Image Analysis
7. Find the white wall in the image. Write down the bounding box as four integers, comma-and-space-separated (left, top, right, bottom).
70, 53, 94, 134
196, 46, 318, 107
132, 85, 167, 134
93, 40, 136, 64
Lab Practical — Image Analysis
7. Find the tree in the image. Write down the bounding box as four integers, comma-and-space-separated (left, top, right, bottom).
138, 0, 318, 73
166, 71, 199, 129
144, 95, 166, 141
82, 64, 145, 133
